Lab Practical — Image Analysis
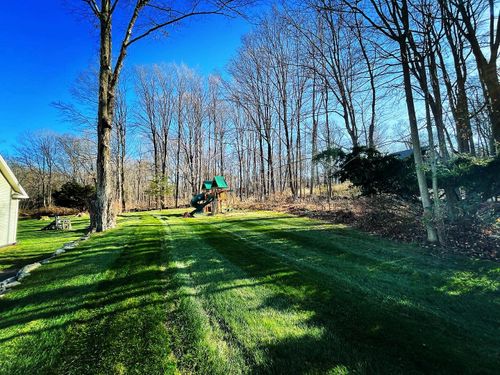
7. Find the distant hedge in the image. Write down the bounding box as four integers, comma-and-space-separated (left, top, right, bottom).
52, 181, 95, 211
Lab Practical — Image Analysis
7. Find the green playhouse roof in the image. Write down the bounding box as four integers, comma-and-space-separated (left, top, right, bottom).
202, 180, 212, 190
212, 175, 228, 189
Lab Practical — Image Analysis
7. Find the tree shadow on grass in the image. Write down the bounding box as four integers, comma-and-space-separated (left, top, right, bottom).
0, 217, 173, 374
0, 225, 89, 278
2, 213, 498, 374
169, 219, 499, 374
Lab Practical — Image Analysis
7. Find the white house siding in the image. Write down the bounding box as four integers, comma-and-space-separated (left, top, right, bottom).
0, 172, 13, 246
9, 195, 20, 245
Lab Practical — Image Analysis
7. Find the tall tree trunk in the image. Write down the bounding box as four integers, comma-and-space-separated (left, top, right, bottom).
310, 74, 318, 195
400, 41, 438, 243
258, 128, 266, 198
120, 134, 126, 212
94, 2, 115, 231
282, 99, 296, 197
152, 136, 160, 209
427, 50, 449, 158
47, 165, 53, 207
453, 0, 500, 152
437, 5, 473, 154
424, 92, 444, 244
267, 137, 275, 195
174, 115, 182, 208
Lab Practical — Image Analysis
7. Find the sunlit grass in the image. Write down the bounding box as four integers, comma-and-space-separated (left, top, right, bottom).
161, 210, 499, 374
438, 270, 499, 296
0, 210, 498, 374
0, 215, 89, 273
0, 214, 175, 375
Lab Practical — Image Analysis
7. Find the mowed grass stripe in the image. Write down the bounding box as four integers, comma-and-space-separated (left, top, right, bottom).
215, 213, 500, 336
181, 211, 498, 373
0, 225, 128, 374
212, 213, 498, 315
53, 214, 175, 375
0, 216, 90, 273
161, 213, 349, 374
0, 214, 176, 375
162, 214, 251, 374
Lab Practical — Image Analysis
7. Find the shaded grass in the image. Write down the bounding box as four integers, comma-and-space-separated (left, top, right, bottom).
160, 210, 499, 374
0, 214, 176, 375
0, 210, 498, 374
0, 216, 89, 274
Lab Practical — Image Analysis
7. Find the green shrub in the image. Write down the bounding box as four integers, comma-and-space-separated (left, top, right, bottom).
315, 147, 499, 206
438, 155, 500, 202
322, 147, 419, 199
52, 181, 95, 210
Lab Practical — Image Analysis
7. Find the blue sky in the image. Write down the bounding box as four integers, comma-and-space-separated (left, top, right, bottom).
0, 1, 256, 155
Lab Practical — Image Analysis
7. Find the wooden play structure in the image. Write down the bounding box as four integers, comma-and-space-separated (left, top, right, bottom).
202, 176, 229, 214
187, 175, 230, 217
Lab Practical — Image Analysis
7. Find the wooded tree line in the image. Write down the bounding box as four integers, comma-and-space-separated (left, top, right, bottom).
225, 0, 499, 243
9, 0, 499, 243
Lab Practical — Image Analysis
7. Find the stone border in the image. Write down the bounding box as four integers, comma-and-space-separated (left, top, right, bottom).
0, 233, 91, 297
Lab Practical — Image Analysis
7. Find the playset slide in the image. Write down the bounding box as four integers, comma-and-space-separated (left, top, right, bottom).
189, 193, 214, 216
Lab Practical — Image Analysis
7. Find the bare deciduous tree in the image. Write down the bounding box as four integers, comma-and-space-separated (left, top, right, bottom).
82, 0, 251, 231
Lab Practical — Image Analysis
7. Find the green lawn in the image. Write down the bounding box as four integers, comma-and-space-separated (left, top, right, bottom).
0, 216, 89, 275
0, 210, 498, 374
